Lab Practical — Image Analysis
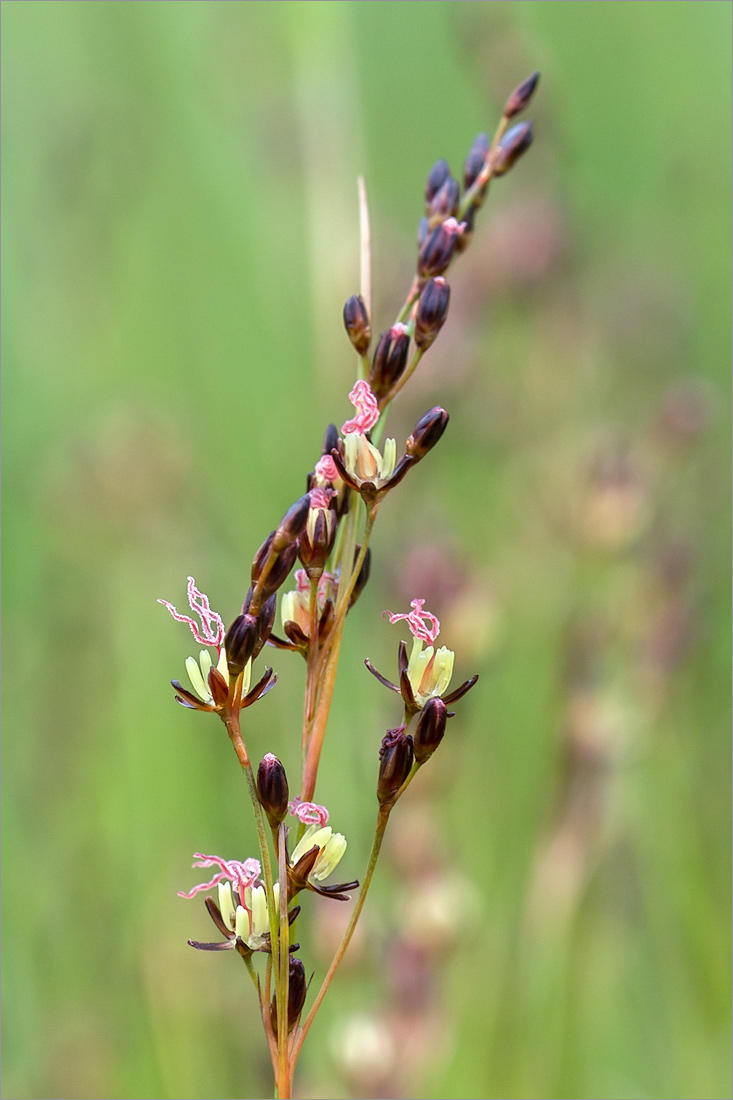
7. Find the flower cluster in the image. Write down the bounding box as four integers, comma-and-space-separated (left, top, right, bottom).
158, 66, 537, 1099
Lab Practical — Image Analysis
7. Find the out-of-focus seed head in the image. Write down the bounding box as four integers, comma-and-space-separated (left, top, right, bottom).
414, 278, 451, 351
273, 494, 312, 553
257, 753, 289, 827
417, 216, 430, 249
492, 121, 534, 177
270, 956, 308, 1034
417, 217, 464, 279
369, 324, 411, 399
343, 294, 371, 356
377, 726, 414, 806
225, 613, 258, 675
504, 71, 540, 119
413, 697, 448, 764
427, 175, 460, 222
406, 407, 449, 461
424, 158, 451, 208
464, 132, 490, 190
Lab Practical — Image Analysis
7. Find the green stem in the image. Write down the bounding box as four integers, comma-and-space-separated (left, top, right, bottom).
290, 806, 391, 1066
301, 513, 376, 801
276, 825, 290, 1096
222, 710, 280, 1000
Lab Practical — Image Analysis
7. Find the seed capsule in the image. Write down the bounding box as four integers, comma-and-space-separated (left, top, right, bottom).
427, 175, 460, 221
492, 122, 534, 177
414, 278, 451, 351
272, 494, 312, 553
225, 614, 258, 675
377, 727, 414, 806
464, 132, 490, 190
413, 697, 447, 764
257, 753, 289, 827
424, 158, 451, 207
343, 294, 371, 356
417, 217, 463, 279
370, 324, 411, 398
504, 71, 540, 119
270, 956, 307, 1034
406, 407, 449, 460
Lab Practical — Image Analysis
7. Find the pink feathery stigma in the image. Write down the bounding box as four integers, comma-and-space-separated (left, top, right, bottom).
309, 487, 332, 511
315, 454, 340, 482
177, 853, 261, 900
442, 216, 466, 237
158, 576, 225, 650
317, 571, 336, 604
341, 379, 380, 435
294, 568, 311, 594
289, 798, 330, 827
384, 598, 441, 645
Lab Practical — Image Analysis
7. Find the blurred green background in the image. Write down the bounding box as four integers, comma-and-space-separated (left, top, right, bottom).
2, 2, 730, 1098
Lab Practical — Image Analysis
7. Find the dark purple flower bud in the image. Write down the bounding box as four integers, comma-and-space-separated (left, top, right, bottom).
417, 216, 430, 249
428, 174, 460, 221
492, 122, 533, 177
378, 726, 414, 806
251, 532, 276, 585
252, 593, 277, 659
270, 956, 307, 1035
504, 71, 540, 119
349, 545, 371, 609
414, 277, 451, 351
464, 132, 489, 190
417, 217, 464, 279
257, 753, 289, 827
273, 494, 312, 553
406, 407, 449, 460
343, 294, 371, 356
261, 542, 298, 598
424, 158, 451, 207
413, 697, 447, 764
322, 423, 339, 457
369, 324, 411, 399
225, 613, 258, 675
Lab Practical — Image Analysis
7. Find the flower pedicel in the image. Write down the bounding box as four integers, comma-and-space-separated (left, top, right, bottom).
159, 70, 539, 1099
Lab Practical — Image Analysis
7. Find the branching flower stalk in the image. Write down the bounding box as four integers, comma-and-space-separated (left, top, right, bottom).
161, 71, 538, 1099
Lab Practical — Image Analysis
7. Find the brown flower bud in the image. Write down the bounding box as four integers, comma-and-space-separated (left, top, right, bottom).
322, 423, 339, 458
504, 71, 540, 119
270, 956, 307, 1035
492, 122, 533, 177
378, 727, 414, 806
424, 158, 451, 207
225, 613, 258, 675
252, 593, 278, 660
370, 324, 411, 398
417, 216, 429, 248
413, 697, 447, 764
427, 174, 460, 221
273, 494, 312, 553
464, 132, 489, 190
343, 294, 371, 356
414, 278, 451, 351
257, 753, 289, 827
417, 217, 463, 279
406, 406, 449, 460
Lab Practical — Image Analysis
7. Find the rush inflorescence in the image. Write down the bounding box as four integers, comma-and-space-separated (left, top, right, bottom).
160, 71, 538, 1099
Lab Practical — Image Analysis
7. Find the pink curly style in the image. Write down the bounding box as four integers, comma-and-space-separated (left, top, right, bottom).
158, 576, 225, 650
315, 454, 340, 482
341, 380, 380, 435
383, 598, 441, 645
289, 798, 330, 827
309, 487, 332, 511
177, 853, 261, 900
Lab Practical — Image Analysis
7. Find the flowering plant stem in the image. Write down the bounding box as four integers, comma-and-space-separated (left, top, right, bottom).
164, 69, 537, 1100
